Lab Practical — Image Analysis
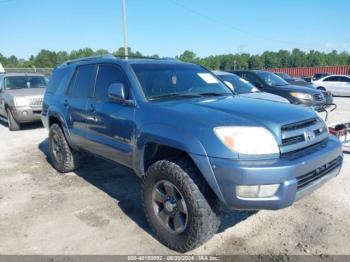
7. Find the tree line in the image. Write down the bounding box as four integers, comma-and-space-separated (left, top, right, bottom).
1, 47, 349, 70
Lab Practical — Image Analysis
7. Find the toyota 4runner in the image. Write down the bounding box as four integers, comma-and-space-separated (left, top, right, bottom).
41, 55, 343, 252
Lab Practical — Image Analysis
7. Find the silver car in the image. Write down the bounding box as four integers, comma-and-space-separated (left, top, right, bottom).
213, 71, 290, 103
0, 73, 46, 130
312, 75, 350, 96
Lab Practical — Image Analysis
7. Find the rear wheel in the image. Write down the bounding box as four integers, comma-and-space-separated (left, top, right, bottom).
48, 123, 80, 173
142, 159, 220, 252
6, 108, 21, 131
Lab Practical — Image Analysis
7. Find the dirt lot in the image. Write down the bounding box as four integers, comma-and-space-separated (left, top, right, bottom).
0, 97, 349, 255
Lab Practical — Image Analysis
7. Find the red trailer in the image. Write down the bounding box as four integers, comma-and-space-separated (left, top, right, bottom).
267, 65, 350, 77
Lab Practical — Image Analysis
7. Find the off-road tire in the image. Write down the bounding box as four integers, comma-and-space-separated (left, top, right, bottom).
6, 108, 21, 131
48, 123, 80, 173
142, 159, 220, 252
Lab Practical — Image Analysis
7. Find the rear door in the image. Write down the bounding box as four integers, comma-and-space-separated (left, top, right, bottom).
335, 76, 350, 96
321, 76, 341, 95
84, 63, 136, 168
64, 64, 96, 148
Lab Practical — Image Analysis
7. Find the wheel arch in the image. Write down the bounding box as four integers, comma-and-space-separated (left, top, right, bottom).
134, 124, 226, 205
47, 110, 76, 149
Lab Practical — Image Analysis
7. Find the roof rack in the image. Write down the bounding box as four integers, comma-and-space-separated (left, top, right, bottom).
64, 54, 116, 65
115, 55, 178, 61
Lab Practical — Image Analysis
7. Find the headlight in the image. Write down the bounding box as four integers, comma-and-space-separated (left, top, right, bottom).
14, 97, 29, 107
214, 127, 279, 155
290, 92, 313, 100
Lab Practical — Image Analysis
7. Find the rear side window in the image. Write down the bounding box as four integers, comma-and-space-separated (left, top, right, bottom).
94, 64, 129, 101
47, 68, 70, 94
337, 76, 350, 82
67, 64, 96, 98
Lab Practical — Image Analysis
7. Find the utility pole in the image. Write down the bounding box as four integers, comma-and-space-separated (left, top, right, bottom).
121, 0, 129, 59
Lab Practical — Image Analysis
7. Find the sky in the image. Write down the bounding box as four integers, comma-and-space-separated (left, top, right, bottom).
1, 0, 350, 59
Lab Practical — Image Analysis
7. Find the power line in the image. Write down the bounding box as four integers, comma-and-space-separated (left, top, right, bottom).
166, 0, 313, 47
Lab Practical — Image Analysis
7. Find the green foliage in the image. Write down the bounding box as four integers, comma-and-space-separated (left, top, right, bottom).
0, 48, 349, 70
177, 49, 350, 70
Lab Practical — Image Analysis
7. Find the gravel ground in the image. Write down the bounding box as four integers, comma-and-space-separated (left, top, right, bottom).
0, 97, 349, 255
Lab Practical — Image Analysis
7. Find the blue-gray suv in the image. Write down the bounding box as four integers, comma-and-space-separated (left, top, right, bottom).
42, 55, 343, 252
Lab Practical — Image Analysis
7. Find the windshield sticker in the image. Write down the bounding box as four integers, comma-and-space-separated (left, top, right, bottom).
197, 73, 219, 84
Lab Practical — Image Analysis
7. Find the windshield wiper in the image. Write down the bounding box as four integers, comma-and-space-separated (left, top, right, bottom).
198, 92, 231, 97
148, 93, 202, 100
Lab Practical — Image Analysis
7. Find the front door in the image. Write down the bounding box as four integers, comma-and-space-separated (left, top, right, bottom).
84, 63, 136, 168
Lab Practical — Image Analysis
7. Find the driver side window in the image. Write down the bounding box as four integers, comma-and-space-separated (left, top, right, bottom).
244, 73, 262, 88
324, 76, 338, 82
94, 64, 131, 101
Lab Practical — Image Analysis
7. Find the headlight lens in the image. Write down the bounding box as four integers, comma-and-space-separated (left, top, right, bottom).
15, 97, 29, 107
290, 92, 313, 100
214, 127, 279, 155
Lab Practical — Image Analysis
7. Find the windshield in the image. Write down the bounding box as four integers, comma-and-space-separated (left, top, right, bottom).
5, 76, 47, 90
131, 63, 232, 100
276, 73, 291, 79
256, 72, 289, 86
218, 74, 258, 94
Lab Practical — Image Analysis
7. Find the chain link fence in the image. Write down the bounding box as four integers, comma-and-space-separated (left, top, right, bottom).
4, 68, 53, 76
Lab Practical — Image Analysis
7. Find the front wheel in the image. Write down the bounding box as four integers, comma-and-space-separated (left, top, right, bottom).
142, 159, 220, 252
6, 108, 21, 131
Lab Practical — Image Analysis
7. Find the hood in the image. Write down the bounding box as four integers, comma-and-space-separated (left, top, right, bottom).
155, 96, 317, 136
285, 79, 313, 87
240, 92, 290, 103
5, 88, 45, 98
274, 84, 321, 94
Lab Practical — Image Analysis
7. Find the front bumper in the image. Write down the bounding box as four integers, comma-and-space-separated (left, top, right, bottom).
11, 106, 42, 123
195, 136, 343, 210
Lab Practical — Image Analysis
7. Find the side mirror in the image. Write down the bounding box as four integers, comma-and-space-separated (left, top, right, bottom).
108, 83, 127, 101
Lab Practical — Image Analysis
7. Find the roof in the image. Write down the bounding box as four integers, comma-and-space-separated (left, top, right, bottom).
125, 58, 181, 65
57, 55, 182, 68
212, 70, 235, 76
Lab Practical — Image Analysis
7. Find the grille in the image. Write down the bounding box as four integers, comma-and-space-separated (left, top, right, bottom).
281, 118, 317, 132
280, 118, 329, 155
28, 98, 43, 107
297, 157, 341, 190
313, 93, 324, 101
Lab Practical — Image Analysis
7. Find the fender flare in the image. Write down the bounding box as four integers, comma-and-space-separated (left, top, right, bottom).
133, 123, 226, 204
47, 108, 76, 150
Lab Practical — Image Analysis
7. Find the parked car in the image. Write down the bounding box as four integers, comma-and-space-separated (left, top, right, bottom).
275, 72, 309, 86
274, 72, 333, 105
42, 55, 343, 252
302, 76, 312, 83
312, 73, 331, 81
0, 72, 46, 130
213, 71, 289, 103
312, 75, 350, 96
231, 70, 327, 111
